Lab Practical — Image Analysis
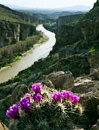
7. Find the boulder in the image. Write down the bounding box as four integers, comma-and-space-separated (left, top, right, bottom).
72, 76, 99, 94
44, 71, 74, 90
42, 79, 55, 88
90, 68, 99, 80
71, 76, 99, 124
80, 92, 99, 124
11, 84, 28, 104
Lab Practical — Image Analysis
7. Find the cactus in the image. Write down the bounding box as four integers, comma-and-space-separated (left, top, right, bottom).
8, 84, 88, 130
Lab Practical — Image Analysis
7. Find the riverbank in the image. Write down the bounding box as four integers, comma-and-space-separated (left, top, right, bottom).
0, 31, 48, 69
0, 24, 56, 83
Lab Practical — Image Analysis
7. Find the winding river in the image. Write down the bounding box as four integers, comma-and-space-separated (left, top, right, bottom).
0, 24, 56, 83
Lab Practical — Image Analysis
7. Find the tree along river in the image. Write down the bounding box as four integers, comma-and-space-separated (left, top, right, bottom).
0, 24, 56, 83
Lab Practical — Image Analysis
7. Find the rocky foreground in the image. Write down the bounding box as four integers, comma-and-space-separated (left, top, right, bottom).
0, 53, 99, 130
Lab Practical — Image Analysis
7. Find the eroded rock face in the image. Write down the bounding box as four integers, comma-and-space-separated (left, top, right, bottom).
71, 76, 99, 125
72, 76, 99, 94
88, 53, 99, 72
57, 14, 82, 28
44, 71, 74, 90
0, 21, 36, 48
53, 23, 82, 53
89, 53, 99, 80
81, 19, 99, 43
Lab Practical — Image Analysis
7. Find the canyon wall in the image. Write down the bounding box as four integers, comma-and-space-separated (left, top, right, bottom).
0, 21, 36, 48
57, 14, 82, 27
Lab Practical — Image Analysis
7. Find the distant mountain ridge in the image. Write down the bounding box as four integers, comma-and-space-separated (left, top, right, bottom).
5, 4, 91, 12
56, 5, 91, 12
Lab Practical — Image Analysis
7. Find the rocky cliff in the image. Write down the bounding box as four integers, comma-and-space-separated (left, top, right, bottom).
0, 4, 38, 48
52, 0, 99, 53
49, 0, 99, 77
0, 21, 36, 47
57, 14, 82, 27
93, 0, 99, 8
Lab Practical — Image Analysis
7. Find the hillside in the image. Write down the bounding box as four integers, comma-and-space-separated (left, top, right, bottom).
0, 4, 38, 24
0, 4, 39, 48
0, 0, 99, 130
57, 14, 82, 27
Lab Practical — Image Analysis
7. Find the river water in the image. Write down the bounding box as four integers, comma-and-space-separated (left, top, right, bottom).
0, 24, 56, 83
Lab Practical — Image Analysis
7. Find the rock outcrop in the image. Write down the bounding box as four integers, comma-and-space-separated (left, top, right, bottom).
43, 71, 74, 89
89, 53, 99, 79
71, 76, 99, 125
0, 21, 36, 48
57, 14, 82, 28
81, 19, 99, 43
0, 4, 39, 48
53, 23, 82, 53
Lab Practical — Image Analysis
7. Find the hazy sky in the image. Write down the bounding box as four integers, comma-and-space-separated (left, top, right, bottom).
0, 0, 97, 8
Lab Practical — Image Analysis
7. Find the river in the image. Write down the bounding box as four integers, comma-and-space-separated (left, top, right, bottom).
0, 24, 56, 83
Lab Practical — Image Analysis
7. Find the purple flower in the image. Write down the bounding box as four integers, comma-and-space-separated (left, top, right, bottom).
52, 92, 62, 101
70, 95, 80, 104
24, 93, 31, 99
6, 104, 19, 119
33, 93, 42, 102
62, 91, 73, 99
19, 97, 30, 112
32, 83, 42, 93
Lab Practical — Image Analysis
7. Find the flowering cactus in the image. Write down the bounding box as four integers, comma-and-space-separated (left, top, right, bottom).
62, 91, 73, 99
7, 85, 84, 130
19, 97, 30, 112
33, 93, 42, 102
24, 93, 31, 99
32, 83, 42, 93
70, 95, 80, 104
52, 92, 62, 101
6, 104, 19, 119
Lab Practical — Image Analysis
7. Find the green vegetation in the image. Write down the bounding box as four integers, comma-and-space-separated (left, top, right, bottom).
89, 46, 99, 55
89, 48, 96, 54
0, 31, 48, 68
43, 23, 56, 33
0, 4, 38, 24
